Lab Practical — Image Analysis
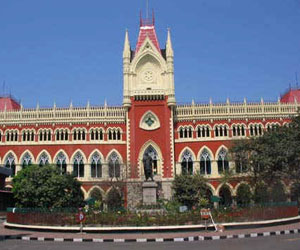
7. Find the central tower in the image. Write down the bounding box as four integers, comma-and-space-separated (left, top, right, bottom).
122, 12, 176, 107
123, 12, 176, 207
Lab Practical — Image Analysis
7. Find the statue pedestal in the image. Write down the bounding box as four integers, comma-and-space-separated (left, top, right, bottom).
142, 181, 158, 205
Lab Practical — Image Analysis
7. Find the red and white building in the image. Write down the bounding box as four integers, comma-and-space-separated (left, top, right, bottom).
1, 14, 299, 208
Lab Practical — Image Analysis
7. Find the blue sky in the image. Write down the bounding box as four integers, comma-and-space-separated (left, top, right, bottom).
0, 0, 300, 107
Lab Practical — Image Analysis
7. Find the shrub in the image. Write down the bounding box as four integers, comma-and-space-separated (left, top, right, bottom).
12, 165, 84, 208
172, 173, 208, 209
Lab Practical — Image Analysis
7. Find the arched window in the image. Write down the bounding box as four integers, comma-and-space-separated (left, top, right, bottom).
200, 149, 211, 175
108, 152, 120, 178
91, 152, 102, 178
215, 126, 219, 137
65, 130, 68, 140
22, 152, 32, 169
143, 145, 158, 175
184, 128, 188, 138
38, 152, 49, 166
56, 152, 67, 174
73, 152, 84, 178
5, 153, 16, 177
73, 130, 77, 140
188, 127, 192, 138
181, 149, 193, 175
232, 126, 236, 136
217, 148, 229, 174
179, 128, 183, 138
224, 126, 228, 136
235, 152, 248, 174
219, 185, 232, 207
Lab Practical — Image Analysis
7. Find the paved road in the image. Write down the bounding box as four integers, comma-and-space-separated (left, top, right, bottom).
1, 234, 300, 250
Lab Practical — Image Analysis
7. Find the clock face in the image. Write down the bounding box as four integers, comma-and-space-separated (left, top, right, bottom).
143, 70, 155, 83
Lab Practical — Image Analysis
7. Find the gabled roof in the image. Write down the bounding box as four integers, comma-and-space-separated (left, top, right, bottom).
0, 96, 21, 111
280, 89, 300, 103
135, 16, 161, 55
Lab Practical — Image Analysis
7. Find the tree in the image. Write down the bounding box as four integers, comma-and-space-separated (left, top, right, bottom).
236, 183, 252, 207
12, 165, 84, 208
106, 187, 123, 211
253, 182, 269, 204
172, 174, 208, 209
230, 115, 300, 190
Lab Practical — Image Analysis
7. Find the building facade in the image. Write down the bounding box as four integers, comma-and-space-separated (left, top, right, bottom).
1, 15, 299, 208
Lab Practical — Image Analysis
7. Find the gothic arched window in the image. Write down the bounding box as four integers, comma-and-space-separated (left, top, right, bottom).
217, 148, 229, 174
181, 149, 193, 175
38, 152, 49, 166
22, 152, 32, 169
73, 152, 84, 178
56, 152, 67, 175
108, 152, 120, 178
143, 145, 158, 175
91, 152, 102, 178
200, 149, 211, 175
5, 153, 16, 177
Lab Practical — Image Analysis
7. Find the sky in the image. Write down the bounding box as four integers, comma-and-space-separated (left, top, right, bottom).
0, 0, 300, 108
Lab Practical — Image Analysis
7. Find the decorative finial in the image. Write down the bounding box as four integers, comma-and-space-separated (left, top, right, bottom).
146, 0, 149, 19
70, 100, 73, 108
87, 100, 90, 108
104, 99, 107, 107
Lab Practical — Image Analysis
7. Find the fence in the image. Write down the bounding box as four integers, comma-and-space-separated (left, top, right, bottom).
6, 202, 299, 226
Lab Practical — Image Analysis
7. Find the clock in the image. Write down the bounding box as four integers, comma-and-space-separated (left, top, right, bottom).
143, 70, 155, 83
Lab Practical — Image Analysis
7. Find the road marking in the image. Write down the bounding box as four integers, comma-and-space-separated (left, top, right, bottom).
284, 237, 300, 242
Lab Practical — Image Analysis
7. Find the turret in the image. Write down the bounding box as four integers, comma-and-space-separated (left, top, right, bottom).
123, 29, 131, 107
166, 28, 174, 58
123, 29, 131, 60
165, 28, 176, 107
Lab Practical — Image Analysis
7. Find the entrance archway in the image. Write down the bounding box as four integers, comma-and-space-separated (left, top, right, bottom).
219, 185, 232, 207
143, 145, 158, 175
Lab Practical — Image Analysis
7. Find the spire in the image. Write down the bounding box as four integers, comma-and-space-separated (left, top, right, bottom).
136, 10, 160, 54
166, 28, 174, 57
123, 29, 131, 59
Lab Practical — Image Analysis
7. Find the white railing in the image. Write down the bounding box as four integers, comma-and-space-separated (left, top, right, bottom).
175, 101, 300, 120
0, 106, 126, 124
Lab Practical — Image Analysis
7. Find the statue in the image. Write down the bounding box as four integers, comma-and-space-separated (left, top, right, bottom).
143, 153, 154, 181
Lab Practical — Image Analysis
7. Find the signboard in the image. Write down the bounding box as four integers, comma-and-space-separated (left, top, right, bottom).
211, 195, 220, 202
179, 206, 188, 213
200, 208, 210, 220
76, 211, 86, 223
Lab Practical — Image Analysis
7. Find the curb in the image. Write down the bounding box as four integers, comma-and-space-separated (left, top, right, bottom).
4, 216, 300, 233
1, 228, 300, 243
